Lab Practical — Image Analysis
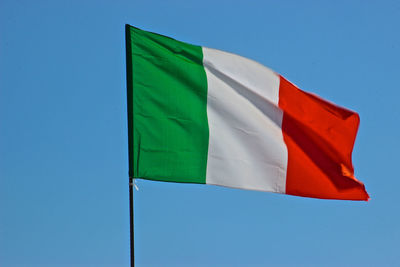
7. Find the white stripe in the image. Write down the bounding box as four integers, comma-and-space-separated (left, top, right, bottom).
203, 47, 288, 193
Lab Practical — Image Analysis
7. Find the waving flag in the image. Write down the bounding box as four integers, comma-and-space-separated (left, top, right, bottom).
125, 25, 369, 200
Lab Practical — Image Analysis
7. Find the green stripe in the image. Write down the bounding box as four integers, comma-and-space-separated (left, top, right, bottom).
126, 25, 209, 184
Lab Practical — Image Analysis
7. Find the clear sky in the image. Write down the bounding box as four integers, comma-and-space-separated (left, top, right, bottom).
1, 0, 399, 266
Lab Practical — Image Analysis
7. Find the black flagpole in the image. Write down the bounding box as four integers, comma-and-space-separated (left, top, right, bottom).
129, 177, 135, 267
125, 24, 135, 267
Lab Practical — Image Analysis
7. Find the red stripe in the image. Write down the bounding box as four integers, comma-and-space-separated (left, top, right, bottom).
278, 76, 369, 200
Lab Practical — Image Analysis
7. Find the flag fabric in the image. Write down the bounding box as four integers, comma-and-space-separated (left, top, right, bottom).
125, 25, 369, 201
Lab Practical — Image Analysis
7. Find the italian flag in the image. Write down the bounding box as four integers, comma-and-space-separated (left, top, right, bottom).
125, 25, 369, 201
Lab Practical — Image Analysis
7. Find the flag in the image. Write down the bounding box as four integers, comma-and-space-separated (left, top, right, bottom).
125, 25, 369, 201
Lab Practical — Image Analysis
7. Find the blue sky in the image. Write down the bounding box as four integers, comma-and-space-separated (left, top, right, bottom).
1, 0, 399, 266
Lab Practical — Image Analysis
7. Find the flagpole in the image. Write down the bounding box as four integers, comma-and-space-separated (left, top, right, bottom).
126, 24, 135, 267
129, 177, 135, 267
